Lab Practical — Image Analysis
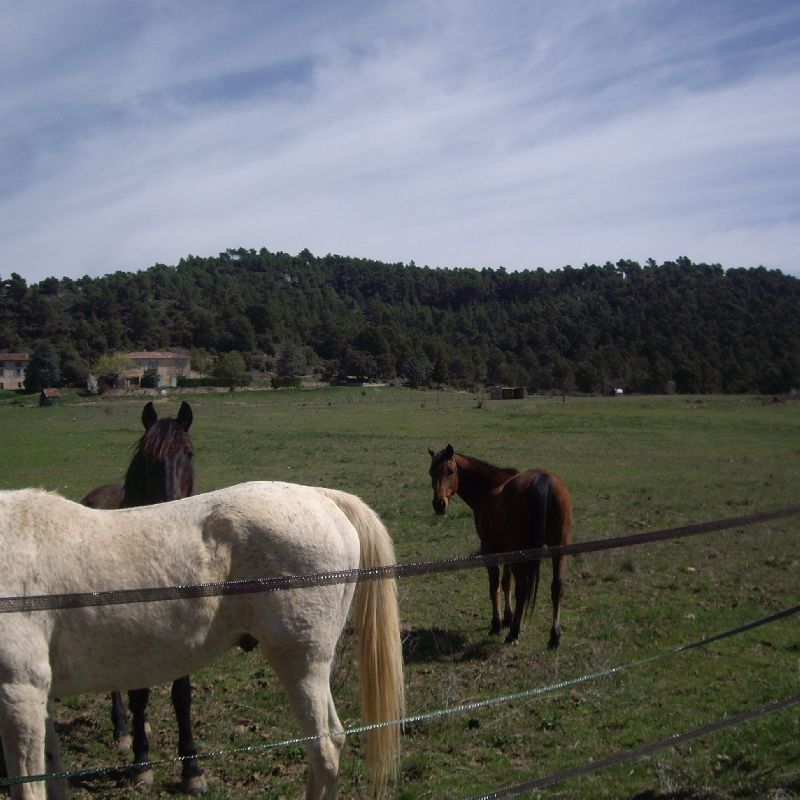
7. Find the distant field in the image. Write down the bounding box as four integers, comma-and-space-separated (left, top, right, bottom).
1, 388, 798, 799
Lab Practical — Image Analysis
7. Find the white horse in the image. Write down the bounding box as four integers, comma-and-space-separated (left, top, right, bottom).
0, 481, 404, 800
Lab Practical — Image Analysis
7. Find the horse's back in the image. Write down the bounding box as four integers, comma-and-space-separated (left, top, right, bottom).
80, 481, 125, 509
492, 469, 572, 546
203, 481, 363, 575
1, 482, 362, 585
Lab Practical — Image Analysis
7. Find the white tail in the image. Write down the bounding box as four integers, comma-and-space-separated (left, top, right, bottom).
323, 489, 405, 796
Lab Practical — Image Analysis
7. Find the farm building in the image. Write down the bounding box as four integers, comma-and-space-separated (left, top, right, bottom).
0, 352, 29, 390
120, 350, 193, 389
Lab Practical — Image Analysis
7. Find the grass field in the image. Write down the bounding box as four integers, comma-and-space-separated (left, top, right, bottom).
1, 388, 798, 799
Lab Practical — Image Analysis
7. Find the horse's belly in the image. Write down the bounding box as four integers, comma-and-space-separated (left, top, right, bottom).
48, 599, 234, 696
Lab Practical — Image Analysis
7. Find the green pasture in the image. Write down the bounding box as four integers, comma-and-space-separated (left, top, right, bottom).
1, 388, 798, 799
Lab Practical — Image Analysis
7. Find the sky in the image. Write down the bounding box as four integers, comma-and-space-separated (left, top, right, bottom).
2, 0, 800, 284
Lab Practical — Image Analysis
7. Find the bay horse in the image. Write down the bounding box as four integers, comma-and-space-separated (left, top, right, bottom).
80, 401, 205, 793
428, 445, 572, 647
0, 482, 404, 800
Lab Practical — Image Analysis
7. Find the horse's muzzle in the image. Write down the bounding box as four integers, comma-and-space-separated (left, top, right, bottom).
432, 497, 447, 515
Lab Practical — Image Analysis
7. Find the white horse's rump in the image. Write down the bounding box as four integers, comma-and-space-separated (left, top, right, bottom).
0, 482, 404, 800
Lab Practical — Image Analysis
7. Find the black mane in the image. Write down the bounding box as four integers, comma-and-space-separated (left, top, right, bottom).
136, 418, 190, 462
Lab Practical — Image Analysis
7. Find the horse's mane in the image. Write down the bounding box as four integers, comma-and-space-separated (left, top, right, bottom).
431, 447, 518, 479
132, 419, 191, 463
458, 452, 519, 479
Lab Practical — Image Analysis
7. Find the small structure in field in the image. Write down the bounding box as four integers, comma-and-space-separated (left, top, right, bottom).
490, 386, 527, 400
39, 388, 62, 407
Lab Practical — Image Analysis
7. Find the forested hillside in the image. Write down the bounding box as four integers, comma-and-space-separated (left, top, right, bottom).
2, 249, 799, 394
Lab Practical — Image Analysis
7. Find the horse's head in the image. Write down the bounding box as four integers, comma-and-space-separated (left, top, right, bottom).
125, 401, 195, 505
428, 444, 458, 515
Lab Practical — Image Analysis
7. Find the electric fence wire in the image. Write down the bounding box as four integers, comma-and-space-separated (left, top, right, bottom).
465, 694, 800, 800
2, 603, 797, 791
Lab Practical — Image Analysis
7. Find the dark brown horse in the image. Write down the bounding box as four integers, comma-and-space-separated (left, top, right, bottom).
80, 481, 124, 509
81, 401, 205, 793
428, 445, 573, 648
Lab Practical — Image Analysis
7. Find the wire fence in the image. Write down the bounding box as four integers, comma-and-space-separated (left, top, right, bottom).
2, 602, 797, 791
0, 505, 798, 795
465, 694, 800, 800
2, 504, 798, 614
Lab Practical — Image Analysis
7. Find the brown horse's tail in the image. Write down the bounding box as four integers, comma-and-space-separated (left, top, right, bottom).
322, 489, 405, 798
520, 473, 552, 618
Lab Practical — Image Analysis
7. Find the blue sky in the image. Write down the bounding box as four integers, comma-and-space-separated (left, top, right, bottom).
2, 0, 800, 283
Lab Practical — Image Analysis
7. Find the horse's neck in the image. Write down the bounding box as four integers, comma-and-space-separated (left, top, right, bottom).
122, 453, 162, 507
123, 460, 194, 507
122, 473, 152, 507
455, 454, 513, 510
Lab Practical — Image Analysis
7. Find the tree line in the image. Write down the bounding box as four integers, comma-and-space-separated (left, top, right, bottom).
2, 249, 799, 394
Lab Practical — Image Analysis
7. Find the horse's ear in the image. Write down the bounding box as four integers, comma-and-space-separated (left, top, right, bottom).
427, 446, 436, 459
445, 444, 454, 459
142, 402, 158, 430
177, 401, 193, 431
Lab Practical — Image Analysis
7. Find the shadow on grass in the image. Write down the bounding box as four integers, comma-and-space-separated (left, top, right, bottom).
402, 627, 490, 664
50, 716, 132, 796
631, 773, 800, 799
53, 715, 98, 754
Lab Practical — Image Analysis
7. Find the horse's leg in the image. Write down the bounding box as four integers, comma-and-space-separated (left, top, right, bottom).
0, 682, 50, 800
548, 554, 567, 650
127, 688, 154, 786
501, 565, 514, 628
170, 676, 207, 794
44, 714, 66, 800
504, 564, 528, 645
547, 480, 573, 650
270, 657, 344, 800
110, 691, 131, 752
486, 565, 503, 635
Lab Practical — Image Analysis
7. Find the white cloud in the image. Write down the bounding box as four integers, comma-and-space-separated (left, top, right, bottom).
1, 0, 799, 282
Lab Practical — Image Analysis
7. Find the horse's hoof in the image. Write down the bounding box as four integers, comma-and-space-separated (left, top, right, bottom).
116, 734, 133, 753
548, 627, 562, 650
184, 774, 209, 795
504, 634, 518, 646
131, 768, 154, 787
489, 620, 502, 635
